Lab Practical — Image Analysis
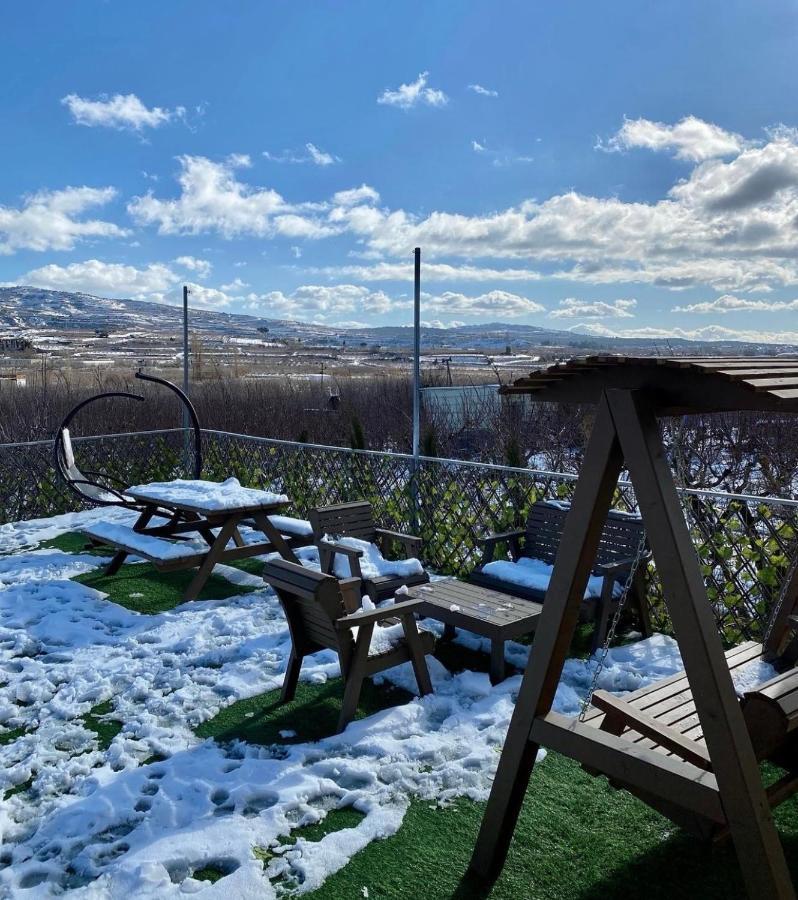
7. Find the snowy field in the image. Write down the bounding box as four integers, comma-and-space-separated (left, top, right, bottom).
0, 509, 775, 898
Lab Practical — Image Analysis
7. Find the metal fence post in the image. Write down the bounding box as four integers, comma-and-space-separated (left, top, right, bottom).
411, 248, 421, 532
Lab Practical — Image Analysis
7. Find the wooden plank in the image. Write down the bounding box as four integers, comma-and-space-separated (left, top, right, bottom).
591, 690, 713, 770
745, 377, 798, 391
530, 712, 724, 823
469, 394, 625, 880
607, 389, 794, 900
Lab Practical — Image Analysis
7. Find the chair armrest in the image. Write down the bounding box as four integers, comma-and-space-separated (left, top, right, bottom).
593, 552, 650, 577
337, 597, 425, 627
480, 529, 526, 546
316, 539, 364, 559
375, 528, 422, 557
478, 529, 525, 566
375, 528, 422, 546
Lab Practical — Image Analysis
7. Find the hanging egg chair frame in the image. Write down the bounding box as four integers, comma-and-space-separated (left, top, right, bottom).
53, 371, 203, 509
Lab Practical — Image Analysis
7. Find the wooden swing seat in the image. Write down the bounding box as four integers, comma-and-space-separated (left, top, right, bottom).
581, 642, 798, 836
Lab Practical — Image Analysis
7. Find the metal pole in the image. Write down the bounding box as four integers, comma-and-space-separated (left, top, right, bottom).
182, 285, 190, 441
411, 248, 421, 531
412, 247, 421, 458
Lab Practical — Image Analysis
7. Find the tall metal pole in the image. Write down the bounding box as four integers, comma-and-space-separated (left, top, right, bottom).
412, 247, 421, 458
182, 285, 190, 434
411, 248, 421, 531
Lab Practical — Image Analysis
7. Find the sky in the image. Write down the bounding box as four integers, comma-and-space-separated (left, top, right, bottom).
3, 1, 798, 342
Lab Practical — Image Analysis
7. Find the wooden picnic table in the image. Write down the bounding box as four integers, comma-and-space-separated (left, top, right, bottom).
407, 579, 542, 684
81, 478, 303, 601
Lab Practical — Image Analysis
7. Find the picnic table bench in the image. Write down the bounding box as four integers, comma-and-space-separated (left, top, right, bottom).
81, 478, 308, 601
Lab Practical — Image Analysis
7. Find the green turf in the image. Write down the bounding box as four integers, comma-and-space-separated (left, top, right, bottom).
74, 562, 255, 614
0, 726, 26, 746
307, 756, 798, 900
26, 533, 798, 896
38, 533, 112, 556
82, 700, 124, 750
195, 677, 798, 900
196, 678, 414, 746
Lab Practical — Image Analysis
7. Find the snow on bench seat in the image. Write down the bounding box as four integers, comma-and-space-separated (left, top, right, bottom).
267, 515, 313, 537
81, 522, 205, 564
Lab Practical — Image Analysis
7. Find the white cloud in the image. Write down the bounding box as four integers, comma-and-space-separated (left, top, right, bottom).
550, 298, 637, 319
183, 283, 233, 307
14, 259, 181, 300
245, 284, 393, 318
128, 154, 334, 239
0, 186, 126, 254
601, 115, 746, 161
173, 255, 212, 279
424, 289, 544, 317
468, 84, 498, 98
308, 261, 544, 282
61, 93, 184, 131
219, 277, 249, 291
673, 293, 798, 314
377, 72, 448, 109
128, 126, 798, 296
332, 185, 380, 207
568, 321, 798, 344
263, 143, 340, 166
471, 139, 533, 166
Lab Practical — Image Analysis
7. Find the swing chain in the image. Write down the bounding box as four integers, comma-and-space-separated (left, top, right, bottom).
578, 528, 649, 722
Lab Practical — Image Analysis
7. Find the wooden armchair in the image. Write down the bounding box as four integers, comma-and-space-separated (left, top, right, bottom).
263, 559, 434, 732
309, 501, 430, 601
470, 500, 651, 650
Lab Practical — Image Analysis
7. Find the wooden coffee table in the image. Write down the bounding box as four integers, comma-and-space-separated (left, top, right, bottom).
407, 579, 542, 684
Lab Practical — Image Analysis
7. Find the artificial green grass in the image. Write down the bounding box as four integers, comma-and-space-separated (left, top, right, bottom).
195, 677, 798, 899
39, 533, 111, 556
33, 532, 798, 896
74, 562, 255, 614
306, 756, 798, 900
0, 726, 26, 746
82, 700, 123, 750
197, 678, 414, 746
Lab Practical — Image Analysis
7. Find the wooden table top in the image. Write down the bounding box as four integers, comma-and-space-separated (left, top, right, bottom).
409, 579, 543, 632
126, 480, 290, 516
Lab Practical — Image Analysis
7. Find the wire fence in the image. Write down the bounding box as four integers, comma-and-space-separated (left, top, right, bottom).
2, 427, 797, 645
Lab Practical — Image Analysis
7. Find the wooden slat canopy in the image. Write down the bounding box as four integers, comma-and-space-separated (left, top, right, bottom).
501, 355, 798, 414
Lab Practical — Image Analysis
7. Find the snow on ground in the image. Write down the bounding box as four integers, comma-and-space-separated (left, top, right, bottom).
0, 509, 776, 897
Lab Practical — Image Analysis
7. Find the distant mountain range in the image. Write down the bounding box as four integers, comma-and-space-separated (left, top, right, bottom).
1, 285, 797, 355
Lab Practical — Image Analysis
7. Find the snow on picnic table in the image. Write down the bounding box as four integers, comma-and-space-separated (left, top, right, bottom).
127, 477, 288, 512
0, 509, 775, 897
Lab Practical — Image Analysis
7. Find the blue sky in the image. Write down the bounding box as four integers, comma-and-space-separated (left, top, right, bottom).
3, 1, 798, 342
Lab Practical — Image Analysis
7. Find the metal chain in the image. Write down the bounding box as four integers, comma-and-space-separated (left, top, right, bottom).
579, 528, 650, 721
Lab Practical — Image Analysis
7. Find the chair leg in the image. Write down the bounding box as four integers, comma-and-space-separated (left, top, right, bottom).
337, 623, 373, 732
633, 570, 653, 638
281, 648, 303, 703
337, 670, 365, 733
593, 595, 613, 654
401, 614, 433, 696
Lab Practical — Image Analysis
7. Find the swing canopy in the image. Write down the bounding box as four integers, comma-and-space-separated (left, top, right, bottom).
501, 355, 798, 414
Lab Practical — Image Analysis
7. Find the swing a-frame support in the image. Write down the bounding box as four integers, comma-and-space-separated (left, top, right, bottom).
469, 375, 796, 900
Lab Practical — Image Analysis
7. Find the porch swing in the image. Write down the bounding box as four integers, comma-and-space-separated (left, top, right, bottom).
469, 356, 798, 900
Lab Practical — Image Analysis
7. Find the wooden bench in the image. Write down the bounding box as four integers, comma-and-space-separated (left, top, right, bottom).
309, 501, 430, 602
470, 500, 650, 650
81, 522, 206, 570
583, 642, 798, 836
263, 559, 435, 733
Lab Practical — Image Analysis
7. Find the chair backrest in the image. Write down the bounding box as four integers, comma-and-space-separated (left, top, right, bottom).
522, 501, 644, 569
309, 501, 377, 542
263, 559, 349, 652
57, 428, 116, 503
